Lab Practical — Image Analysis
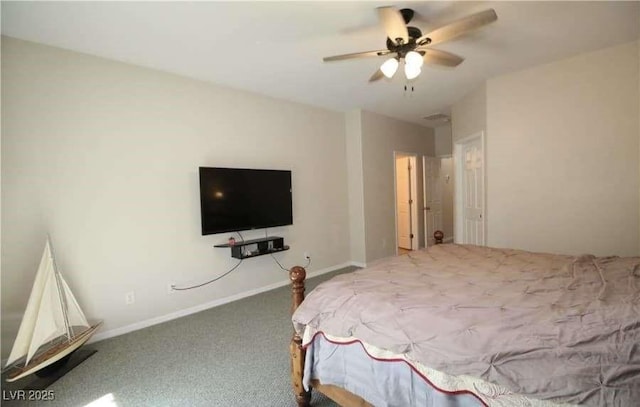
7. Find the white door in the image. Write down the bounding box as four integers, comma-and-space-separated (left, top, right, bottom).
396, 156, 412, 249
423, 157, 443, 246
462, 137, 485, 245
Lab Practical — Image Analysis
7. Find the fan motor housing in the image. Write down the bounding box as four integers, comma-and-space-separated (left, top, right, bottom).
386, 26, 426, 57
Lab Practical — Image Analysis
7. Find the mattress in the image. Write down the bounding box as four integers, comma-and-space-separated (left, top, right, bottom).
292, 244, 640, 406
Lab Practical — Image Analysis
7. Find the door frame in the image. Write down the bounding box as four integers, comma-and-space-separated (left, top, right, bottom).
453, 131, 487, 245
393, 152, 419, 253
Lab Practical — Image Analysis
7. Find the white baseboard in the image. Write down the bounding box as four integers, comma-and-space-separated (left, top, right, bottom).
350, 261, 367, 268
89, 261, 359, 344
444, 237, 454, 243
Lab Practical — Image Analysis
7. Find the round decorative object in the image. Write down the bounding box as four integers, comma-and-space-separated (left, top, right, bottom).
434, 230, 444, 244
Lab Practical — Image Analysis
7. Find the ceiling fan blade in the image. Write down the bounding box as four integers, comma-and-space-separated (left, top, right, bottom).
377, 6, 408, 45
323, 50, 390, 62
421, 48, 465, 67
417, 9, 497, 46
369, 69, 385, 82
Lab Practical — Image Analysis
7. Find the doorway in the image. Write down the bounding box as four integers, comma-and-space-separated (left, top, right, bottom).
454, 132, 486, 245
394, 153, 418, 253
423, 156, 444, 247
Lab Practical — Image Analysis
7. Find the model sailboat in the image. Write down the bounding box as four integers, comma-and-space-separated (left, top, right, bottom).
5, 238, 102, 382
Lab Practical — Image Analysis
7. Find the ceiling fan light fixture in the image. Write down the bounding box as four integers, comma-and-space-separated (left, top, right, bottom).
405, 51, 424, 68
322, 6, 495, 83
380, 57, 399, 78
404, 63, 421, 80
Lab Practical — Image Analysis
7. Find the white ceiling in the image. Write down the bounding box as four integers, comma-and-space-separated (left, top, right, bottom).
2, 1, 639, 127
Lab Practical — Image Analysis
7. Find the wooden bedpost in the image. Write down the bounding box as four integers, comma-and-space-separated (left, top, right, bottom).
290, 266, 311, 407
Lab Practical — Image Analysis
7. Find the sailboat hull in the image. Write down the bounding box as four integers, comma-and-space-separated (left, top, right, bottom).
6, 322, 102, 383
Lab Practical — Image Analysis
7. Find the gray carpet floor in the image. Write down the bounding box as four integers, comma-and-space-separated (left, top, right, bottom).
2, 267, 357, 407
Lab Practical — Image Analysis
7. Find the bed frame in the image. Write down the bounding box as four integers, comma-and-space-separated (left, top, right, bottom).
289, 265, 372, 407
289, 232, 446, 406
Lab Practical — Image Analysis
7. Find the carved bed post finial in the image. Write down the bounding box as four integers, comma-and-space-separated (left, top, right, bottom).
290, 266, 307, 314
289, 266, 311, 407
434, 230, 444, 245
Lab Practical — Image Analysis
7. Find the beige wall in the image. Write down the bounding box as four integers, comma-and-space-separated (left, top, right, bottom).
360, 110, 435, 262
1, 37, 351, 355
638, 40, 640, 254
451, 84, 486, 144
434, 124, 453, 156
486, 41, 639, 256
345, 110, 366, 265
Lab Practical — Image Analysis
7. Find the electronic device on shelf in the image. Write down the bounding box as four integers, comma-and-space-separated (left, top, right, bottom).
199, 167, 293, 235
214, 236, 289, 260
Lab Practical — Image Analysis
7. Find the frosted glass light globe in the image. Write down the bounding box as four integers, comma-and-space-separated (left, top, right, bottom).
380, 58, 399, 78
404, 63, 421, 80
405, 51, 424, 68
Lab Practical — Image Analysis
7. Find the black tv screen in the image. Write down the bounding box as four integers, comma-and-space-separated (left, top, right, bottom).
199, 167, 293, 235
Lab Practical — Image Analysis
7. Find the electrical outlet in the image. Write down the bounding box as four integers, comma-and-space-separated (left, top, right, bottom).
167, 282, 176, 294
303, 251, 311, 260
125, 291, 135, 305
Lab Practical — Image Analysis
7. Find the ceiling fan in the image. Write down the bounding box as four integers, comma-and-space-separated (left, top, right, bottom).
323, 6, 498, 82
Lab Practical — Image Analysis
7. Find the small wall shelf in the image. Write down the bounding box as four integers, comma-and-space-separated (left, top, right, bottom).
214, 236, 289, 259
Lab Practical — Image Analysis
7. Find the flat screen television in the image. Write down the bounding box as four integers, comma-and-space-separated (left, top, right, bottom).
199, 167, 293, 235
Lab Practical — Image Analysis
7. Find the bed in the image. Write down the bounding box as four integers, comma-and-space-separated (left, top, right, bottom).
288, 244, 640, 406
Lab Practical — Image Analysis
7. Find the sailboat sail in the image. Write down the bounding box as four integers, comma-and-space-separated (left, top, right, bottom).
59, 277, 90, 328
5, 240, 56, 367
6, 238, 92, 368
27, 270, 68, 365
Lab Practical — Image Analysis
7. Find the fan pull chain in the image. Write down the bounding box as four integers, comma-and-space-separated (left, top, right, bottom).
403, 85, 415, 98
